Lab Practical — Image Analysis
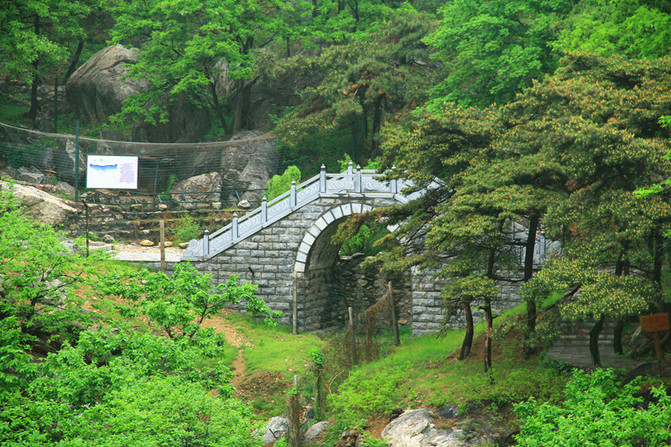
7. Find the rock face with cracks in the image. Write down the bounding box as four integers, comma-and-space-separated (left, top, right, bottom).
381, 408, 496, 447
0, 181, 79, 226
66, 44, 210, 143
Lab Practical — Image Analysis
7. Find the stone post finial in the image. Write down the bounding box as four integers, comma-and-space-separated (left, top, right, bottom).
261, 196, 268, 223
319, 165, 327, 193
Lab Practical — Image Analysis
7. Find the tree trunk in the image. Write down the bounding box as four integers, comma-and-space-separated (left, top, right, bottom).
64, 40, 85, 81
613, 318, 625, 355
483, 298, 493, 374
370, 95, 384, 159
613, 253, 628, 355
523, 214, 539, 358
459, 300, 474, 360
654, 232, 664, 311
484, 242, 497, 374
27, 16, 41, 123
208, 80, 230, 134
589, 315, 605, 367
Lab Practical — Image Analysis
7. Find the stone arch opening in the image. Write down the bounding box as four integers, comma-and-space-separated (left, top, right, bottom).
293, 203, 408, 332
293, 203, 374, 331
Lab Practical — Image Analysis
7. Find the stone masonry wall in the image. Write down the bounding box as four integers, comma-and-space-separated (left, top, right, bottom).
411, 266, 523, 336
189, 195, 399, 331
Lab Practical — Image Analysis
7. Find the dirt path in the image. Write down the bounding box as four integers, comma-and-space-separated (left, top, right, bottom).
231, 349, 247, 393
200, 313, 251, 393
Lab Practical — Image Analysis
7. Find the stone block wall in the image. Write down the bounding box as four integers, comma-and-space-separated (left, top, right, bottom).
410, 267, 523, 336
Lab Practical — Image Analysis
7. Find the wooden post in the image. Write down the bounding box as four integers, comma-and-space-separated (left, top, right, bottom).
349, 306, 357, 366
388, 282, 400, 347
82, 200, 89, 257
160, 220, 165, 273
292, 272, 298, 335
287, 374, 302, 447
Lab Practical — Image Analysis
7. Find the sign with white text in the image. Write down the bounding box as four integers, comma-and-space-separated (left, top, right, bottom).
86, 155, 138, 189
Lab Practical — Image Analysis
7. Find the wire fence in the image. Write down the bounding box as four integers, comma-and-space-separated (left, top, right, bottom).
0, 122, 277, 210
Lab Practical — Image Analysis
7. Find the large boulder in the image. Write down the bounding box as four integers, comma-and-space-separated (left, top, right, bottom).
220, 130, 279, 205
259, 416, 289, 445
0, 181, 79, 226
170, 172, 222, 209
53, 139, 86, 184
381, 409, 497, 447
66, 45, 210, 143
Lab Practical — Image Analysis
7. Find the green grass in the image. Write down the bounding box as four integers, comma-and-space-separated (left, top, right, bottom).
325, 304, 569, 431
224, 313, 325, 377
0, 103, 28, 123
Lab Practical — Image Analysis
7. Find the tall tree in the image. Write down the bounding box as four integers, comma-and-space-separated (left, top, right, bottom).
0, 0, 97, 123
273, 7, 438, 170
555, 0, 671, 59
424, 0, 574, 108
109, 0, 310, 134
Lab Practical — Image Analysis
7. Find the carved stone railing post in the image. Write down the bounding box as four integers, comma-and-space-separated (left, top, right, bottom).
232, 213, 239, 240
356, 164, 362, 193
319, 164, 326, 193
261, 196, 268, 223
290, 180, 297, 208
203, 230, 210, 257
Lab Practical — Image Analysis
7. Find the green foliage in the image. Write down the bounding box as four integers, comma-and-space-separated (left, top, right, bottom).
0, 183, 102, 357
327, 327, 567, 430
265, 165, 301, 201
339, 223, 392, 257
174, 213, 201, 244
94, 262, 280, 339
425, 0, 574, 108
63, 375, 260, 447
108, 0, 309, 133
515, 369, 671, 446
0, 0, 92, 85
158, 174, 179, 202
0, 185, 264, 445
273, 8, 438, 170
555, 0, 671, 59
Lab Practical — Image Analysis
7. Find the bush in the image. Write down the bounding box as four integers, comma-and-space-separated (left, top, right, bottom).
174, 213, 201, 243
265, 166, 301, 201
515, 369, 671, 446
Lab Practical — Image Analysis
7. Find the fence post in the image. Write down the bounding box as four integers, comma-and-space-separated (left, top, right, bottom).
349, 306, 358, 366
347, 160, 353, 175
232, 213, 239, 239
319, 164, 326, 193
202, 230, 210, 257
391, 165, 398, 194
261, 195, 268, 224
292, 271, 298, 335
74, 121, 80, 202
389, 282, 400, 347
160, 220, 165, 273
356, 164, 362, 193
290, 180, 297, 208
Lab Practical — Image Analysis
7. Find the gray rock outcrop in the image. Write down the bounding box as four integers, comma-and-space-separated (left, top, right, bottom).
170, 172, 222, 209
381, 409, 495, 447
260, 416, 289, 445
304, 421, 331, 445
66, 45, 210, 143
0, 181, 79, 226
220, 130, 279, 205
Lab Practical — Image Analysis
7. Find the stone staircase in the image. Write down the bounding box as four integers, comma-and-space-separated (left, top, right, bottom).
545, 318, 643, 370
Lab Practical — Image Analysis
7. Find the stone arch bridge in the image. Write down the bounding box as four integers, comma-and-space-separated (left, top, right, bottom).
182, 164, 529, 334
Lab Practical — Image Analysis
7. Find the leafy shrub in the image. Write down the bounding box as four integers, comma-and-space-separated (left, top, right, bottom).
339, 223, 392, 257
515, 369, 671, 446
174, 213, 201, 243
265, 165, 301, 201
